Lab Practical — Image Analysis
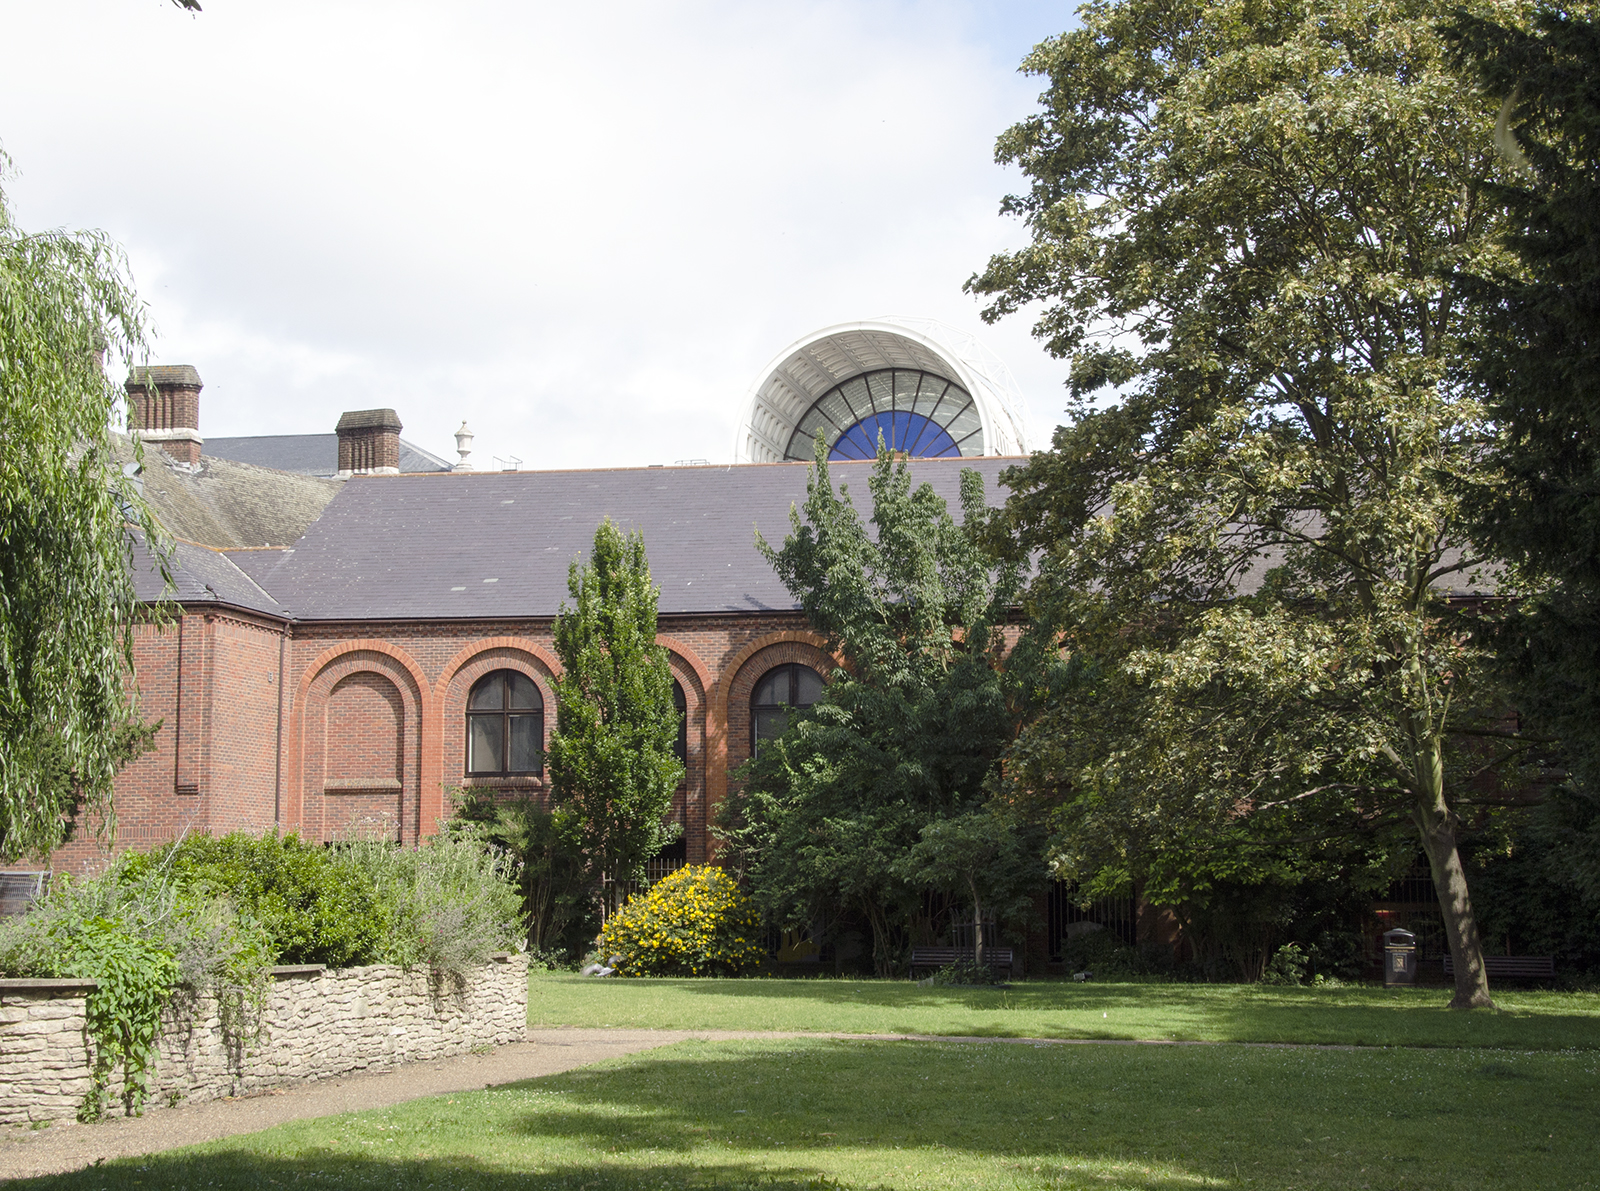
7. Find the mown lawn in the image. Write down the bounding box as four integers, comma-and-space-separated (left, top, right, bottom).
528, 972, 1600, 1050
15, 1037, 1599, 1190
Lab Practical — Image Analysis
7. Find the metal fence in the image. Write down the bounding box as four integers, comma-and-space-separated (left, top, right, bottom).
604, 857, 688, 910
1371, 863, 1446, 964
1047, 881, 1138, 962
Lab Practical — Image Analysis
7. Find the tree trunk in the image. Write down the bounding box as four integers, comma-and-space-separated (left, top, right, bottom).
1412, 744, 1494, 1009
969, 876, 985, 972
864, 900, 895, 979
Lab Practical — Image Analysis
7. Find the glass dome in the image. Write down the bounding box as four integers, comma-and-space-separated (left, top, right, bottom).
782, 368, 985, 462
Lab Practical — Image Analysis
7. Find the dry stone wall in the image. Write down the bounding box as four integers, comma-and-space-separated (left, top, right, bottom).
0, 954, 527, 1125
0, 979, 97, 1125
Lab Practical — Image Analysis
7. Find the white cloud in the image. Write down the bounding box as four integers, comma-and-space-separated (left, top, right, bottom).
1, 0, 1075, 468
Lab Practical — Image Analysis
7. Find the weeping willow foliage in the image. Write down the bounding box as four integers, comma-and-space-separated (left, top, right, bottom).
0, 152, 166, 860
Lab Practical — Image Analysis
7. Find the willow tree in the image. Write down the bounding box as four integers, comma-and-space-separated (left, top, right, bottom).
0, 154, 164, 861
547, 519, 683, 914
969, 0, 1529, 1007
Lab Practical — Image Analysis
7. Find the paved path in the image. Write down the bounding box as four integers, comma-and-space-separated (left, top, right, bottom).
0, 1027, 1341, 1181
0, 1028, 828, 1180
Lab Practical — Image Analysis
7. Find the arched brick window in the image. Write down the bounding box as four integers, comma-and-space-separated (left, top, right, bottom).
750, 663, 823, 755
467, 669, 544, 776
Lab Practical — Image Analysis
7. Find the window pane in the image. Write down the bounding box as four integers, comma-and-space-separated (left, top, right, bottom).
509, 714, 542, 773
817, 388, 857, 431
754, 707, 788, 749
945, 400, 984, 453
468, 674, 504, 710
865, 371, 894, 414
468, 714, 504, 773
893, 369, 922, 409
752, 668, 787, 706
913, 375, 950, 417
837, 376, 872, 421
793, 667, 824, 707
797, 407, 835, 440
929, 385, 971, 426
507, 671, 540, 710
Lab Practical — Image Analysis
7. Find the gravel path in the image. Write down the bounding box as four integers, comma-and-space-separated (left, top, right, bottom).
0, 1026, 1301, 1181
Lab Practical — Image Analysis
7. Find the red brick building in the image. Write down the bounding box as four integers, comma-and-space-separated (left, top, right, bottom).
37, 321, 1032, 875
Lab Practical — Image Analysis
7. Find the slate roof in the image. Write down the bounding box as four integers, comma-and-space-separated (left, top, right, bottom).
218, 547, 293, 589
202, 434, 454, 478
260, 457, 1022, 622
129, 535, 285, 618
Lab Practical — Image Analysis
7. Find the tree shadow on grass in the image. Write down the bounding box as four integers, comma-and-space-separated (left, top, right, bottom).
14, 1150, 854, 1191
11, 1147, 1219, 1191
13, 1037, 1594, 1191
564, 975, 1600, 1048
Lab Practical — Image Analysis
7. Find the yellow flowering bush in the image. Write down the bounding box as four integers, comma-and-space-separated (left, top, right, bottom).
598, 865, 765, 976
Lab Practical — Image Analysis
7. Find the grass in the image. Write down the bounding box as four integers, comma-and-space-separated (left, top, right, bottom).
13, 1037, 1600, 1190
528, 972, 1600, 1050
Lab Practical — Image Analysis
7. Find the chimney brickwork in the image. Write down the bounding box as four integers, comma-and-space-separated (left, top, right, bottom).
336, 409, 403, 475
126, 365, 204, 466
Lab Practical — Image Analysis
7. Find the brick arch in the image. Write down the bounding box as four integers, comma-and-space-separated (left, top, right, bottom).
435, 641, 561, 831
711, 629, 835, 710
287, 642, 429, 846
657, 636, 712, 863
704, 630, 837, 856
656, 634, 711, 700
435, 636, 563, 698
724, 637, 838, 768
297, 639, 430, 711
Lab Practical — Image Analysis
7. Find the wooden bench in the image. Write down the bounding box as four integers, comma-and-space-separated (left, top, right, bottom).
0, 872, 47, 917
909, 946, 1015, 978
1442, 954, 1555, 981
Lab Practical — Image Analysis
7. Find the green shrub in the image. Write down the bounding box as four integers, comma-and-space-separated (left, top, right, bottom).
0, 856, 271, 1119
445, 791, 596, 961
0, 828, 524, 1114
128, 831, 386, 967
339, 833, 522, 977
62, 918, 179, 1119
930, 957, 1003, 986
598, 865, 764, 976
1058, 926, 1166, 979
1261, 942, 1309, 986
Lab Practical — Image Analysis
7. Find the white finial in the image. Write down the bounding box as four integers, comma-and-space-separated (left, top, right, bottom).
453, 422, 475, 471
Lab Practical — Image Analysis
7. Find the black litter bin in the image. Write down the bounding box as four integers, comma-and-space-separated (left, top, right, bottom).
1383, 928, 1417, 986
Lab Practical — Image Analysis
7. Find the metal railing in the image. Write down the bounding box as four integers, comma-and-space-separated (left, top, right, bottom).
1047, 881, 1138, 962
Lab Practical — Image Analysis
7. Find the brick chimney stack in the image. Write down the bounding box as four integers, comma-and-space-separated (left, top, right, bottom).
336, 409, 403, 476
126, 365, 204, 466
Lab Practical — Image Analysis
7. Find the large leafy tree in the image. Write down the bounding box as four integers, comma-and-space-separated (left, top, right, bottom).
715, 447, 1042, 976
1446, 9, 1600, 791
548, 519, 683, 913
968, 0, 1528, 1006
0, 157, 164, 861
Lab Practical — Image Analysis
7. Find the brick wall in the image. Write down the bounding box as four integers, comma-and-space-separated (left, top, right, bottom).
0, 955, 528, 1125
4, 606, 839, 877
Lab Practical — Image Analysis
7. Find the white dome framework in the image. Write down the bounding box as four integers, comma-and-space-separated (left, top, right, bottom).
735, 318, 1031, 465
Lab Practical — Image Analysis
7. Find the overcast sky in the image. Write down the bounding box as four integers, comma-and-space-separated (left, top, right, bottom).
2, 1, 1077, 470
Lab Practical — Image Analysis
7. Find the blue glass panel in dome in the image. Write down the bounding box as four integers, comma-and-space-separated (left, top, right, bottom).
828, 412, 961, 460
